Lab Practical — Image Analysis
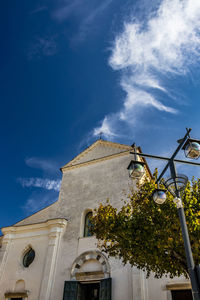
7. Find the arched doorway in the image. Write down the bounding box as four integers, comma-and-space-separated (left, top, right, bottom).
63, 251, 111, 300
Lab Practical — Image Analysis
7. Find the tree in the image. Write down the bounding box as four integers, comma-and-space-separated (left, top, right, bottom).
91, 171, 200, 279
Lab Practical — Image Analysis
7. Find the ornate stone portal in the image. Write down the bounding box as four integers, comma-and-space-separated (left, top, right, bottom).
71, 250, 110, 281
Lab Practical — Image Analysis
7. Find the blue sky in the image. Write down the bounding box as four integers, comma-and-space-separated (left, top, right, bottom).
1, 0, 200, 228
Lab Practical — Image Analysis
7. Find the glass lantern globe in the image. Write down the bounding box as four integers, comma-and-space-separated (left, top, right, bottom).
127, 161, 145, 179
185, 142, 200, 159
153, 189, 167, 205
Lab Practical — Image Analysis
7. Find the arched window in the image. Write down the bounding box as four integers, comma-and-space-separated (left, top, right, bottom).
84, 211, 93, 237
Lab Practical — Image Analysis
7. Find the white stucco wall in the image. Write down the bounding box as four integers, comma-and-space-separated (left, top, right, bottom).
0, 219, 67, 300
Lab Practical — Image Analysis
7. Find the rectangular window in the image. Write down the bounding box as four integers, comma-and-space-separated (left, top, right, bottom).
171, 289, 192, 300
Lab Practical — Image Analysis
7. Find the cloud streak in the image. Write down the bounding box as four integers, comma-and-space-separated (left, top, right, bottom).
94, 0, 200, 139
72, 0, 113, 44
18, 177, 61, 192
25, 157, 58, 172
53, 0, 113, 44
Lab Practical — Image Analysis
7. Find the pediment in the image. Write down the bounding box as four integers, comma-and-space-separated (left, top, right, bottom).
61, 140, 131, 171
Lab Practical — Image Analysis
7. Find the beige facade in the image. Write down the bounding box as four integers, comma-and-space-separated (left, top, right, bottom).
0, 140, 191, 300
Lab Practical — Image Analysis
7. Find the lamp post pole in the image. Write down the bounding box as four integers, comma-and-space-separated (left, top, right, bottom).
130, 128, 200, 300
170, 160, 200, 300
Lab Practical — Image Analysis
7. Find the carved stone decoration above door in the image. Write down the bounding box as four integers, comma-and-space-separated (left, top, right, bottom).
71, 250, 110, 281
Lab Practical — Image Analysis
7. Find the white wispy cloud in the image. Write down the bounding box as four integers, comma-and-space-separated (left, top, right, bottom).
53, 0, 113, 44
25, 157, 58, 172
93, 116, 118, 138
72, 0, 113, 44
53, 0, 80, 21
94, 0, 200, 139
18, 177, 61, 192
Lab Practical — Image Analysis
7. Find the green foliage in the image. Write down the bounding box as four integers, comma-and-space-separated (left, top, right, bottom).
91, 170, 200, 278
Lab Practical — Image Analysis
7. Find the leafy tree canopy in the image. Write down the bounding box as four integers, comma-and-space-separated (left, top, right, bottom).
91, 170, 200, 278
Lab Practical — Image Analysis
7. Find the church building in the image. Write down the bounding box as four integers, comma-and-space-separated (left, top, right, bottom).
0, 139, 192, 300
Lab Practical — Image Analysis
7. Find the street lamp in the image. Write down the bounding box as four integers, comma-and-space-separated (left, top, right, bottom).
182, 139, 200, 159
152, 188, 167, 204
129, 128, 200, 300
127, 160, 145, 179
127, 144, 145, 179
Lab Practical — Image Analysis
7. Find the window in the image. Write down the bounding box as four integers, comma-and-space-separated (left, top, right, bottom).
23, 248, 35, 268
171, 289, 192, 300
84, 211, 93, 237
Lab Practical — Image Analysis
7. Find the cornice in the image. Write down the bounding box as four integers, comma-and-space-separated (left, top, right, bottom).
2, 218, 68, 236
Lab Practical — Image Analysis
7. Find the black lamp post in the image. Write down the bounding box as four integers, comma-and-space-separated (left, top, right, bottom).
129, 128, 200, 300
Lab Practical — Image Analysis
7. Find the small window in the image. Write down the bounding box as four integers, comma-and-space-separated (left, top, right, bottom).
84, 211, 93, 237
23, 248, 35, 268
171, 289, 192, 300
